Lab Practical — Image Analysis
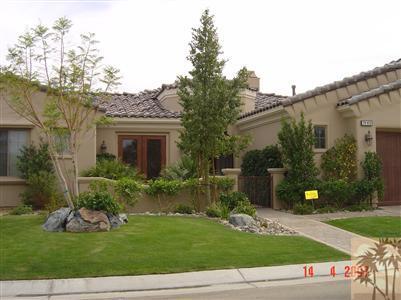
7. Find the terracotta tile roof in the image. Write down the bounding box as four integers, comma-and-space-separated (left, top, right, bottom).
337, 79, 401, 107
97, 88, 181, 118
239, 58, 401, 119
238, 92, 288, 119
282, 58, 401, 107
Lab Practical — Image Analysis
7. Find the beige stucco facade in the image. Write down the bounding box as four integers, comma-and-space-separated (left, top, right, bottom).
1, 63, 401, 207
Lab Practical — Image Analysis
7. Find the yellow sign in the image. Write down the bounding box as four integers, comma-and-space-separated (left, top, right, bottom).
305, 190, 319, 200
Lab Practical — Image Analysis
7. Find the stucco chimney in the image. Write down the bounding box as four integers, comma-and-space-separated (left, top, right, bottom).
292, 85, 296, 96
247, 71, 260, 91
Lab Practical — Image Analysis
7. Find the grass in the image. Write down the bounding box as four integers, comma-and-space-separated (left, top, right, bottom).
0, 215, 348, 280
327, 216, 401, 238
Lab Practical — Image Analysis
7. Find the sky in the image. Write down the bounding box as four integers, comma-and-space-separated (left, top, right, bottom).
1, 0, 400, 96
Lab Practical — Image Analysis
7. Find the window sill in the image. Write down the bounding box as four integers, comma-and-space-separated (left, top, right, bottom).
0, 177, 27, 185
55, 155, 73, 159
314, 148, 327, 154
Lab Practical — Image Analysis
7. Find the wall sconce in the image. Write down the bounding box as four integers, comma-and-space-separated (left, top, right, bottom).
100, 140, 107, 154
365, 131, 373, 146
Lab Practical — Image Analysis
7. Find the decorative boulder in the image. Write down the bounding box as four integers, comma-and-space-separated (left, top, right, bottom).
42, 207, 72, 232
107, 213, 129, 229
66, 208, 110, 232
229, 214, 255, 227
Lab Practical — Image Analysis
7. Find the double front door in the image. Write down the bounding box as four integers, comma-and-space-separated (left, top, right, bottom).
118, 135, 166, 179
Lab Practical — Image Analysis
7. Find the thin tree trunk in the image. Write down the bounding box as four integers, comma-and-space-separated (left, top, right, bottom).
204, 159, 211, 205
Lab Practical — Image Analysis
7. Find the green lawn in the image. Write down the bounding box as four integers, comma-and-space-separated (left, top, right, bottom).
327, 216, 401, 238
0, 215, 348, 280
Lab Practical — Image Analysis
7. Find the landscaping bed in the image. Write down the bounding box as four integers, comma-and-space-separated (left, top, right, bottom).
326, 216, 401, 238
0, 215, 348, 280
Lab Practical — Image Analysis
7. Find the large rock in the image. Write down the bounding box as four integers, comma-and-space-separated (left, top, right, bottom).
229, 214, 255, 227
66, 208, 110, 232
107, 213, 129, 229
42, 207, 72, 232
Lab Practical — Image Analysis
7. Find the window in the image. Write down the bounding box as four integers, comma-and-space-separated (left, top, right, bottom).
214, 154, 234, 175
0, 129, 29, 176
118, 135, 166, 179
52, 130, 71, 155
314, 125, 327, 149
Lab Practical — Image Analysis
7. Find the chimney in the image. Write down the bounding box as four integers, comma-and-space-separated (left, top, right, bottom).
292, 85, 296, 96
247, 71, 260, 91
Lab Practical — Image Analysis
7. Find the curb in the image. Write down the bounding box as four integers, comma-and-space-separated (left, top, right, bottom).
1, 260, 351, 297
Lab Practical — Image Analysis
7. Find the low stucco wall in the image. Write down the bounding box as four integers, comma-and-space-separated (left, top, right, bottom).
78, 177, 208, 213
0, 178, 27, 207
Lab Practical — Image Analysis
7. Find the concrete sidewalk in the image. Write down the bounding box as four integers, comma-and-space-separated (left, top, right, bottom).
257, 208, 374, 254
1, 260, 350, 298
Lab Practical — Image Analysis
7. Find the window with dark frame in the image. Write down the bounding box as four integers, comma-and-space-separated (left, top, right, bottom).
0, 129, 29, 176
314, 125, 327, 149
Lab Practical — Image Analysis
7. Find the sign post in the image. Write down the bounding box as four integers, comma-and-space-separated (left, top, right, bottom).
305, 190, 319, 210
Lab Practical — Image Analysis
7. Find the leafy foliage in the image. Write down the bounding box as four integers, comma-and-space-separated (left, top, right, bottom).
0, 17, 121, 208
293, 203, 314, 215
320, 179, 354, 208
76, 191, 121, 215
174, 204, 193, 214
361, 151, 384, 202
276, 114, 319, 208
241, 145, 283, 176
231, 200, 256, 217
10, 204, 33, 215
205, 203, 222, 218
321, 134, 357, 182
17, 143, 53, 179
96, 152, 116, 161
81, 159, 141, 180
17, 143, 62, 210
177, 9, 249, 204
218, 191, 255, 218
161, 155, 197, 180
219, 191, 249, 210
114, 178, 143, 207
210, 176, 235, 193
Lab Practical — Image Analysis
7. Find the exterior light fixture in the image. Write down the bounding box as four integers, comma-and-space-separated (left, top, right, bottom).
365, 131, 373, 146
100, 140, 107, 153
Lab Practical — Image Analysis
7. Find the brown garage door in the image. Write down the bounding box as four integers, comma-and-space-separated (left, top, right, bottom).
376, 131, 401, 205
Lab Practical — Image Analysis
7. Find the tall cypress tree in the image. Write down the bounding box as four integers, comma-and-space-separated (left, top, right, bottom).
178, 9, 248, 204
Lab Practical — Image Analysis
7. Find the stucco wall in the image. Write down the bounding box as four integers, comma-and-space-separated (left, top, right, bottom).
0, 90, 97, 207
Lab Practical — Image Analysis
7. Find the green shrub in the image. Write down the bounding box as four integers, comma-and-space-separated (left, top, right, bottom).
161, 155, 197, 180
241, 145, 282, 176
10, 204, 33, 215
321, 134, 357, 182
293, 203, 314, 215
17, 143, 60, 209
96, 152, 116, 161
115, 178, 143, 207
276, 114, 319, 208
219, 191, 249, 210
276, 178, 320, 209
210, 176, 235, 192
174, 204, 193, 214
17, 143, 53, 179
20, 171, 61, 210
320, 179, 355, 208
345, 203, 375, 212
81, 159, 141, 180
206, 203, 222, 218
76, 191, 121, 214
361, 152, 384, 202
315, 206, 337, 214
278, 113, 318, 183
231, 200, 256, 217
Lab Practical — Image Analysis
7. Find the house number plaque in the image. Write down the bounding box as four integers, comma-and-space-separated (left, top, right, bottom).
360, 120, 373, 127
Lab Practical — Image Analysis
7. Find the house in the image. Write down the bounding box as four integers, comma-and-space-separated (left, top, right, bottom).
1, 60, 400, 208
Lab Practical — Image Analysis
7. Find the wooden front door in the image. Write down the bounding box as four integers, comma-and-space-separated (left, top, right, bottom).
376, 131, 401, 205
118, 135, 166, 179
